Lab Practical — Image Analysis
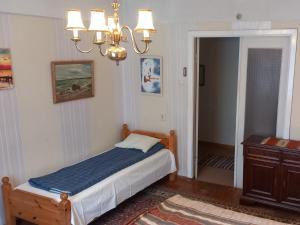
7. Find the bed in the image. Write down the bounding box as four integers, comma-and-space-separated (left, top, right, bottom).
1, 124, 177, 225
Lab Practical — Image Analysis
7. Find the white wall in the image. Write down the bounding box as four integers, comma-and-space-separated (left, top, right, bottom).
0, 12, 123, 224
9, 14, 123, 178
121, 22, 170, 133
122, 0, 300, 177
198, 38, 239, 146
1, 0, 300, 215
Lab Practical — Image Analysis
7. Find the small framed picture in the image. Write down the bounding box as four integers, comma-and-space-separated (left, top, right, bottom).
0, 48, 14, 89
199, 64, 205, 86
140, 56, 162, 96
51, 61, 94, 103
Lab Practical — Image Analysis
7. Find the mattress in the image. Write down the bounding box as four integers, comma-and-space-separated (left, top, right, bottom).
17, 149, 176, 225
28, 143, 165, 196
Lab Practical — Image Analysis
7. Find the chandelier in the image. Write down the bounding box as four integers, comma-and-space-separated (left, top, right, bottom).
66, 0, 156, 65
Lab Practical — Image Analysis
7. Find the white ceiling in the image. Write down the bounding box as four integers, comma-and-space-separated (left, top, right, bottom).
1, 0, 300, 24
0, 0, 112, 19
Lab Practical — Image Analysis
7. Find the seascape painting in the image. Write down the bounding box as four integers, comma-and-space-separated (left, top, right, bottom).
140, 56, 162, 95
51, 61, 94, 103
0, 49, 14, 89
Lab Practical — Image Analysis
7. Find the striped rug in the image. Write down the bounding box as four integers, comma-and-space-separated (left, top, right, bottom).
129, 195, 290, 225
199, 154, 234, 171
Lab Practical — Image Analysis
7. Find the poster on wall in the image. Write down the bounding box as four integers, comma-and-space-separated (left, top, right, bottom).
51, 61, 94, 103
140, 56, 162, 96
0, 49, 14, 89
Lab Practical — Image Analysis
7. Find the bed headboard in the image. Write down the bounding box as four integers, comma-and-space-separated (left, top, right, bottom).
122, 124, 177, 167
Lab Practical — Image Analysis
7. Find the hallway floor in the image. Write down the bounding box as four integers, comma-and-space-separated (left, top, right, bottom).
197, 141, 234, 186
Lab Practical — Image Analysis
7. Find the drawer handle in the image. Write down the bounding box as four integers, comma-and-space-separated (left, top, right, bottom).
18, 212, 22, 216
33, 216, 37, 220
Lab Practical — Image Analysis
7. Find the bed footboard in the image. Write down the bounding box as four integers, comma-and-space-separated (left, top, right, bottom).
2, 125, 177, 225
2, 177, 71, 225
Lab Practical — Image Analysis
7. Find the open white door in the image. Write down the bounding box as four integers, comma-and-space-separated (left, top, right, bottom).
235, 36, 291, 188
194, 38, 200, 178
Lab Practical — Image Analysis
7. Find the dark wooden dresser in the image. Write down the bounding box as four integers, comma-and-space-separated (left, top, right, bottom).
241, 135, 300, 212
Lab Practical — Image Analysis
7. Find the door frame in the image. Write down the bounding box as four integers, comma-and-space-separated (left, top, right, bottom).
187, 29, 297, 187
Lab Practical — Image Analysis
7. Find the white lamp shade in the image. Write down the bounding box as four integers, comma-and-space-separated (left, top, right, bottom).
89, 10, 109, 32
135, 9, 156, 32
107, 16, 121, 32
66, 10, 86, 30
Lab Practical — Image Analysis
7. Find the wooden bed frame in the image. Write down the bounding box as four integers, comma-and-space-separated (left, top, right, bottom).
2, 124, 177, 225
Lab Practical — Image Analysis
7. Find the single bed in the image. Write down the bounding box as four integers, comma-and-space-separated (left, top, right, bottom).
2, 124, 177, 225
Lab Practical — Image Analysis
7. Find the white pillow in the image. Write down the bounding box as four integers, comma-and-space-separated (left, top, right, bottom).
115, 133, 161, 153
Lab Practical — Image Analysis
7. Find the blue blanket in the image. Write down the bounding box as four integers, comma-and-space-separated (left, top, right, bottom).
29, 143, 164, 196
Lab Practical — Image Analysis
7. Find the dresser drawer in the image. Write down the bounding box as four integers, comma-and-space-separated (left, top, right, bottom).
245, 146, 280, 161
282, 151, 300, 166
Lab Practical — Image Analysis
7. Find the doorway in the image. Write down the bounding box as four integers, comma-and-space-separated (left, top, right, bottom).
196, 37, 239, 186
188, 30, 297, 188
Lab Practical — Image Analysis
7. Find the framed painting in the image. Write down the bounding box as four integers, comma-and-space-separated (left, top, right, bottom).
140, 56, 162, 96
51, 61, 94, 103
0, 49, 14, 89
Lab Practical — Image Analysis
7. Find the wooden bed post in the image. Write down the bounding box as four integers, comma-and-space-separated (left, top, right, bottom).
59, 193, 72, 225
2, 177, 16, 225
0, 125, 178, 225
169, 130, 178, 182
122, 124, 130, 140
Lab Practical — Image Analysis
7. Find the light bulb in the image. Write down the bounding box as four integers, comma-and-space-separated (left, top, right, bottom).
96, 32, 102, 42
143, 30, 150, 38
73, 30, 79, 39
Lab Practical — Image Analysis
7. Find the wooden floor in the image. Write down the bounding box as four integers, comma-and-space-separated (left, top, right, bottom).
197, 141, 235, 186
162, 176, 300, 223
163, 176, 241, 204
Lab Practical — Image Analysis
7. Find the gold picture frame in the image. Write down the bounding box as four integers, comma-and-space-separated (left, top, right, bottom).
51, 61, 95, 103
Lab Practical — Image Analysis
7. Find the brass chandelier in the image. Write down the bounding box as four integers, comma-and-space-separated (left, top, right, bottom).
66, 0, 156, 65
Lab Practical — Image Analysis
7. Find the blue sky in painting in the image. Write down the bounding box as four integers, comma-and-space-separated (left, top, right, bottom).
56, 63, 92, 80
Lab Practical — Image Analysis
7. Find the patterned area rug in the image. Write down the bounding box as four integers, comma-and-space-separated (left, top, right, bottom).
198, 154, 234, 170
91, 185, 300, 225
128, 195, 289, 225
89, 188, 174, 225
18, 183, 300, 225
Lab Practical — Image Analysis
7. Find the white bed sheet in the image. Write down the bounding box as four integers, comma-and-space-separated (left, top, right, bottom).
17, 149, 176, 225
